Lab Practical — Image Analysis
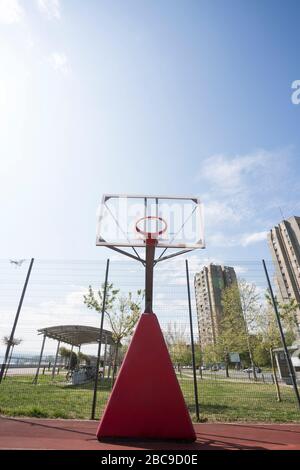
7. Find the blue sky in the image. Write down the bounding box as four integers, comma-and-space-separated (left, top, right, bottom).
1, 0, 300, 263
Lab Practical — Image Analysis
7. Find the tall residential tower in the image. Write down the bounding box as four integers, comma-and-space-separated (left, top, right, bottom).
268, 216, 300, 334
194, 264, 238, 349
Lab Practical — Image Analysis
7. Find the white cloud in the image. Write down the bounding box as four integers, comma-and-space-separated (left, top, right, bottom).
0, 0, 24, 24
207, 232, 236, 247
196, 147, 293, 248
204, 200, 242, 226
49, 52, 70, 75
241, 231, 268, 247
198, 148, 292, 201
37, 0, 61, 20
205, 230, 268, 248
206, 231, 268, 248
199, 150, 271, 195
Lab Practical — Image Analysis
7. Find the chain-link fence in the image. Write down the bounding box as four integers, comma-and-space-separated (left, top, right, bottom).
0, 258, 299, 423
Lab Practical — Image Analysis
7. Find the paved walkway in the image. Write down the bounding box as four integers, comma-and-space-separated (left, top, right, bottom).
0, 417, 299, 450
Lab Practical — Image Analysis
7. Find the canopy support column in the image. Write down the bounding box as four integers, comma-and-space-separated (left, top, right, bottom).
52, 340, 61, 380
33, 334, 46, 385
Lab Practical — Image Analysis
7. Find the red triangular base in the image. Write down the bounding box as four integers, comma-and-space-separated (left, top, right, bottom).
96, 313, 196, 441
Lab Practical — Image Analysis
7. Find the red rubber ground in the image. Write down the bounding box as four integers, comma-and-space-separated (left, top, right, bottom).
0, 417, 299, 450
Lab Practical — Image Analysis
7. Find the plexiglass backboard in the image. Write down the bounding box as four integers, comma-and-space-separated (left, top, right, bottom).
96, 194, 205, 249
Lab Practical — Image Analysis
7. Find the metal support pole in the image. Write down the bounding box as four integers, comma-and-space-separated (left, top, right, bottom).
91, 259, 110, 420
103, 336, 108, 379
262, 259, 300, 409
52, 340, 60, 380
4, 346, 14, 380
107, 347, 112, 379
0, 258, 34, 383
67, 345, 74, 373
186, 260, 200, 421
270, 347, 281, 402
145, 240, 156, 313
78, 345, 81, 365
33, 334, 46, 385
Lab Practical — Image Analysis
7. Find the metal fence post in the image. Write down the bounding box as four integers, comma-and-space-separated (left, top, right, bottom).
185, 259, 200, 422
262, 259, 300, 409
0, 258, 34, 383
91, 259, 110, 420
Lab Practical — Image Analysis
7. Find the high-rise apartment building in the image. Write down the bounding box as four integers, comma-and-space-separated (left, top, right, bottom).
194, 264, 238, 349
268, 216, 300, 333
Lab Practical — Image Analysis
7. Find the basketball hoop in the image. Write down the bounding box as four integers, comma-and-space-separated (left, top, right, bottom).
96, 194, 205, 312
135, 216, 168, 241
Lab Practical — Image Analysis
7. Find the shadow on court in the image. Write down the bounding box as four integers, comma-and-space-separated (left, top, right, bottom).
0, 417, 299, 450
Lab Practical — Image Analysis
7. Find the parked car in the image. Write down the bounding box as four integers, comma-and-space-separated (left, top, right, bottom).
243, 367, 262, 374
211, 364, 219, 371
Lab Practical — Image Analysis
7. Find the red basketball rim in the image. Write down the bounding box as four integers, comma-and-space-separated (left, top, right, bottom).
135, 216, 168, 239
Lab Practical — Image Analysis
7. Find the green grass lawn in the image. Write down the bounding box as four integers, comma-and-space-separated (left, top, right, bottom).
0, 374, 299, 423
0, 375, 110, 420
180, 380, 300, 423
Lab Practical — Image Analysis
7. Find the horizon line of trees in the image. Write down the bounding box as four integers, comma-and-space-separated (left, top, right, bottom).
81, 276, 299, 383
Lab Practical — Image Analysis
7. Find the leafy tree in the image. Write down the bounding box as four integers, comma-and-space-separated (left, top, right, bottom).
59, 346, 70, 365
257, 294, 298, 359
278, 299, 299, 340
84, 283, 120, 314
265, 293, 299, 340
84, 284, 144, 384
164, 322, 190, 372
255, 302, 281, 351
106, 292, 144, 383
194, 344, 204, 370
165, 331, 209, 375
255, 298, 288, 402
164, 322, 203, 376
252, 337, 273, 367
202, 343, 218, 366
256, 295, 296, 353
78, 352, 91, 366
238, 279, 262, 380
216, 284, 248, 377
58, 347, 78, 369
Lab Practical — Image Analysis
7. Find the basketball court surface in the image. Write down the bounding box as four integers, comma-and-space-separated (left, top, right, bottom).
0, 417, 299, 450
